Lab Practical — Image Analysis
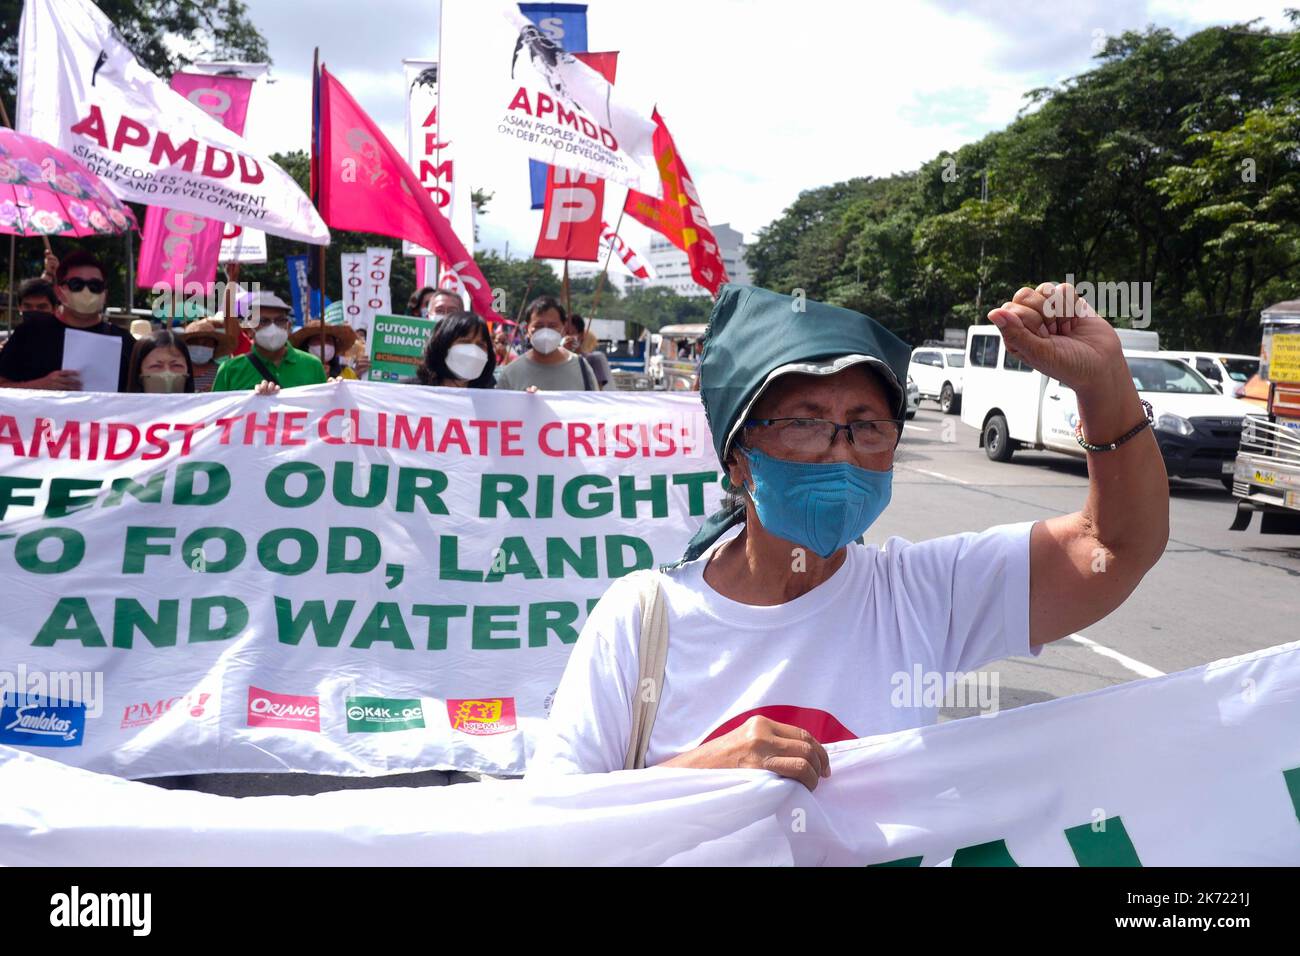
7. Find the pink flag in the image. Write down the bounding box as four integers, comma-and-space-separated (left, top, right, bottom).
136, 72, 256, 295
316, 66, 504, 325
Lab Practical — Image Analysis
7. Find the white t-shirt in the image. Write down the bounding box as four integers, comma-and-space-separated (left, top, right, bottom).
527, 521, 1039, 776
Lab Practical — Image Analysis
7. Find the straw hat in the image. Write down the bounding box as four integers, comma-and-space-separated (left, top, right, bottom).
182, 318, 236, 358
291, 323, 357, 354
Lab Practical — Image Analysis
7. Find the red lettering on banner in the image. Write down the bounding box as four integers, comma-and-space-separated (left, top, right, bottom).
508, 87, 533, 114
201, 148, 235, 178
149, 131, 199, 170
111, 115, 151, 152
69, 105, 109, 147
238, 154, 264, 185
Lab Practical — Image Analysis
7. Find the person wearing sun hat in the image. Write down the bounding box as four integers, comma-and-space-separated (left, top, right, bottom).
212, 289, 326, 393
291, 323, 360, 380
528, 281, 1170, 789
181, 317, 236, 393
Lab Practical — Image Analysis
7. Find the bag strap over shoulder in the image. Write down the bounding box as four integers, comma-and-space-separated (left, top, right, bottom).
624, 570, 669, 770
246, 351, 280, 385
578, 354, 597, 391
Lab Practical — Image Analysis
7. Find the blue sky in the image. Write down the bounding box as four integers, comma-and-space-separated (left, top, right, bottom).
233, 0, 1296, 260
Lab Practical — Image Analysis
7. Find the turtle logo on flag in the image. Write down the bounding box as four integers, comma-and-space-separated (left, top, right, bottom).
512, 24, 577, 103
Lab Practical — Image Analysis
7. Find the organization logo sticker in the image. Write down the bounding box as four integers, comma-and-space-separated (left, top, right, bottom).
346, 696, 425, 733
121, 691, 212, 729
446, 697, 517, 736
247, 686, 320, 732
0, 693, 86, 747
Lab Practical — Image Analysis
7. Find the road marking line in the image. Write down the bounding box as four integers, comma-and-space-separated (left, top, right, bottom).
912, 467, 969, 485
906, 425, 931, 432
1066, 633, 1165, 679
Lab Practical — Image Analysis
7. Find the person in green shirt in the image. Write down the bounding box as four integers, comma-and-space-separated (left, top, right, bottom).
211, 291, 327, 393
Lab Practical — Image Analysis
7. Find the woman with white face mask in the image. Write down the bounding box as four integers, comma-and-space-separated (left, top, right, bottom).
180, 318, 234, 393
126, 330, 195, 394
290, 324, 360, 381
412, 310, 496, 389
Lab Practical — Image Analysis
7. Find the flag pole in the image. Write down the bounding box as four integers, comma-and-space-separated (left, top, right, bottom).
562, 259, 570, 315
311, 48, 328, 364
591, 205, 626, 318
0, 97, 15, 332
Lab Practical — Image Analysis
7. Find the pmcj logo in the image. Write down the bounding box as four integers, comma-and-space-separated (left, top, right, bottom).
0, 693, 86, 747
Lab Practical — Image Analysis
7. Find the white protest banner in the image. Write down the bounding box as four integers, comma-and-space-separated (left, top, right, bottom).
364, 247, 394, 330
16, 0, 329, 244
2, 640, 1297, 866
444, 5, 658, 193
340, 252, 366, 328
219, 222, 268, 265
0, 387, 718, 779
402, 58, 451, 259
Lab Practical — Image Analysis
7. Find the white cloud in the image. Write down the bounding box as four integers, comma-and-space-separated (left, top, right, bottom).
237, 0, 1295, 261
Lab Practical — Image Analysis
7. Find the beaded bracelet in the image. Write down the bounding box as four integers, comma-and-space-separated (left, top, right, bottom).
1074, 399, 1154, 452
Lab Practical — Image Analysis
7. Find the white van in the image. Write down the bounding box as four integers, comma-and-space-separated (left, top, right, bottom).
1158, 350, 1260, 398
960, 326, 1258, 488
907, 347, 965, 413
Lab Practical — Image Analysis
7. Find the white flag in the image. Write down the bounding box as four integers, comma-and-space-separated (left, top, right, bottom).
16, 0, 329, 245
449, 5, 658, 193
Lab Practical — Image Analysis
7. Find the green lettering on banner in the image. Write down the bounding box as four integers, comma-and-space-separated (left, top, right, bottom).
439, 536, 483, 582
396, 468, 448, 514
32, 597, 106, 646
1064, 817, 1142, 867
535, 474, 554, 519
189, 596, 248, 642
605, 535, 653, 577
333, 462, 388, 508
45, 478, 101, 518
174, 462, 230, 506
327, 528, 381, 574
265, 462, 325, 508
480, 474, 529, 518
258, 529, 318, 575
546, 537, 598, 579
672, 472, 719, 516
472, 605, 520, 649
528, 602, 579, 647
562, 475, 613, 518
352, 603, 415, 650
275, 598, 355, 647
867, 856, 924, 867
586, 598, 601, 614
123, 526, 176, 574
103, 472, 166, 507
411, 605, 467, 650
15, 528, 85, 574
181, 528, 246, 573
951, 839, 1019, 867
112, 599, 179, 648
1283, 767, 1300, 822
618, 474, 668, 519
483, 536, 543, 582
0, 477, 42, 520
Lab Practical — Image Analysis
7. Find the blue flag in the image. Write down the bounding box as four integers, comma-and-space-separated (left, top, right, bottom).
518, 3, 588, 209
286, 254, 310, 324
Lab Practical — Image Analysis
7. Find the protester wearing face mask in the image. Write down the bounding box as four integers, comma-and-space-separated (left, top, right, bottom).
411, 310, 496, 388
495, 295, 597, 392
127, 330, 195, 394
180, 318, 234, 393
0, 249, 133, 391
529, 284, 1170, 789
211, 291, 327, 393
17, 277, 58, 315
290, 323, 360, 380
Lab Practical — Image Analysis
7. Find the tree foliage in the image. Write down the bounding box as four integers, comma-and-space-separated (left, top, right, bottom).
747, 18, 1300, 351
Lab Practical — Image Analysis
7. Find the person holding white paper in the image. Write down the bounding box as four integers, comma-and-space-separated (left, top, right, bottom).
0, 250, 132, 392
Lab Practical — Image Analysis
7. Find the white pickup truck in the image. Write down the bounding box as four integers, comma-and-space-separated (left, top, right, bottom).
960, 326, 1258, 488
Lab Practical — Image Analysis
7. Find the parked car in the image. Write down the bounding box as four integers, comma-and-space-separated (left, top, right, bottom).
906, 375, 919, 420
907, 347, 965, 413
1159, 350, 1260, 398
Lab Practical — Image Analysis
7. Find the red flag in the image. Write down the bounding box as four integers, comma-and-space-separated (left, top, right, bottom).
533, 53, 618, 262
315, 65, 503, 324
623, 110, 728, 295
599, 220, 650, 279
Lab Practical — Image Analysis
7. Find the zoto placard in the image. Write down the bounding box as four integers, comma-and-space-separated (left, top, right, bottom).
0, 386, 718, 777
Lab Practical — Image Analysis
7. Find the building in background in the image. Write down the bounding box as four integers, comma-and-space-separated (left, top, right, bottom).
645, 222, 751, 297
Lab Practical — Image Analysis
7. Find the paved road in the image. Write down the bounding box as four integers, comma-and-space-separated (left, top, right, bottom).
883, 404, 1300, 721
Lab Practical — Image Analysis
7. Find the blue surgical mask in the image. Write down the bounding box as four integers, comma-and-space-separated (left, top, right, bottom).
741, 447, 893, 558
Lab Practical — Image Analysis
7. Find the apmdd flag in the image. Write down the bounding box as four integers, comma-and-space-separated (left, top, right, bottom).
16, 0, 328, 244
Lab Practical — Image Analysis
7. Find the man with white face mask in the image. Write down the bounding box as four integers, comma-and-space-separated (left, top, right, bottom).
0, 249, 133, 391
211, 291, 327, 392
495, 295, 598, 392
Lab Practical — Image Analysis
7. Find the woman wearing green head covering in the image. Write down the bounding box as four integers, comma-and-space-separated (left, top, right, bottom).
529, 283, 1169, 791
